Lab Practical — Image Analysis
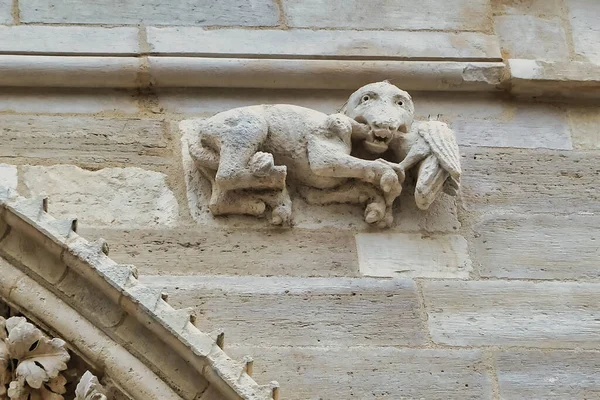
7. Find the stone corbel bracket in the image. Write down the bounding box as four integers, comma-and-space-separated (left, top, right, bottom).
0, 187, 278, 400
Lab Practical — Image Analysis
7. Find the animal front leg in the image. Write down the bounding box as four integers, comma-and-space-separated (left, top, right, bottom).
307, 138, 403, 206
399, 138, 431, 172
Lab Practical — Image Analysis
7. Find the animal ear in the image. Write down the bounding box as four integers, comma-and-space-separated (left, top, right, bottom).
338, 99, 349, 114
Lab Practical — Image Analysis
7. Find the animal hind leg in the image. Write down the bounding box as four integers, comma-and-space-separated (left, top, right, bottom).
213, 117, 287, 192
298, 181, 392, 227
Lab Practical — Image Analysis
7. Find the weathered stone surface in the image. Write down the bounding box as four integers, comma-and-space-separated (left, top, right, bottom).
227, 346, 492, 400
0, 164, 17, 190
423, 280, 600, 348
460, 147, 599, 214
282, 0, 492, 31
0, 116, 169, 167
568, 105, 600, 149
21, 165, 179, 227
508, 59, 600, 99
157, 88, 349, 116
452, 103, 571, 149
492, 0, 562, 17
0, 0, 11, 24
567, 0, 600, 64
473, 214, 600, 280
20, 0, 279, 26
0, 26, 139, 55
148, 28, 501, 59
496, 350, 600, 399
356, 233, 471, 278
0, 55, 140, 88
141, 276, 426, 346
79, 227, 359, 277
494, 16, 569, 61
0, 89, 139, 114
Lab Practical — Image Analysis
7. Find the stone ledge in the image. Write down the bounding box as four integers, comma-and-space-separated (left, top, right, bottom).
509, 59, 600, 98
0, 53, 598, 99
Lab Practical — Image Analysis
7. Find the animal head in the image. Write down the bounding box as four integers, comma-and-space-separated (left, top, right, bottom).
341, 81, 415, 154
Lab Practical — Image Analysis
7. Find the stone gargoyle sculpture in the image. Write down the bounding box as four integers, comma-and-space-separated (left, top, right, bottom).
185, 81, 461, 227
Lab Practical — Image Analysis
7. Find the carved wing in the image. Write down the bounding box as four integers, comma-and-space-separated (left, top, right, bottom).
418, 121, 461, 180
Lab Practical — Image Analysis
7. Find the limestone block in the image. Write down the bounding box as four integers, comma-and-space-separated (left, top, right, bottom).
21, 165, 179, 227
282, 0, 491, 31
148, 28, 501, 60
451, 103, 571, 149
0, 164, 17, 190
460, 147, 599, 214
0, 0, 11, 24
356, 233, 472, 278
494, 16, 569, 61
0, 116, 169, 167
157, 88, 349, 116
19, 0, 279, 26
508, 59, 600, 99
492, 0, 563, 17
80, 227, 360, 277
0, 55, 140, 88
0, 89, 139, 114
567, 0, 600, 64
423, 280, 600, 348
141, 276, 426, 347
568, 105, 600, 149
0, 26, 140, 55
473, 214, 600, 280
496, 350, 600, 399
227, 346, 492, 400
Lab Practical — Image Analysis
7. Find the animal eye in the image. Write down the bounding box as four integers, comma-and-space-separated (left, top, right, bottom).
361, 95, 371, 103
397, 100, 404, 106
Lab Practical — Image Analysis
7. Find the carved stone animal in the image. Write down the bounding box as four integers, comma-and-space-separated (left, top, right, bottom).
349, 101, 461, 210
185, 81, 415, 226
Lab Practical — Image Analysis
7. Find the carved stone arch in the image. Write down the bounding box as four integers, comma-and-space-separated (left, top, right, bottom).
0, 188, 279, 400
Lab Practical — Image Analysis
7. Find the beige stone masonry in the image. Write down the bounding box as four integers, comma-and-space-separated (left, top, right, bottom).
0, 55, 141, 88
473, 213, 600, 280
142, 275, 426, 347
19, 0, 280, 26
0, 26, 140, 55
0, 0, 10, 24
0, 116, 170, 168
494, 16, 569, 61
568, 105, 600, 150
148, 28, 501, 60
508, 59, 600, 98
496, 350, 600, 399
423, 280, 600, 348
0, 164, 17, 190
461, 147, 599, 214
356, 233, 472, 279
22, 165, 179, 228
0, 88, 140, 114
81, 227, 360, 277
0, 190, 280, 399
566, 0, 600, 64
281, 0, 492, 31
228, 346, 493, 400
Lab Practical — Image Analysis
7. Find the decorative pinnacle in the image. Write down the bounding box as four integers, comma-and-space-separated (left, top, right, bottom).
216, 332, 225, 349
242, 356, 254, 377
42, 197, 48, 212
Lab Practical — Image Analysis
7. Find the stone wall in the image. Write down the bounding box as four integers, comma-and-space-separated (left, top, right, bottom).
1, 1, 599, 399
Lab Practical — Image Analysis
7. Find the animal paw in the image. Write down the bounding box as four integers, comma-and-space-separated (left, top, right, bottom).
249, 152, 275, 176
326, 115, 353, 137
364, 202, 386, 224
271, 204, 292, 226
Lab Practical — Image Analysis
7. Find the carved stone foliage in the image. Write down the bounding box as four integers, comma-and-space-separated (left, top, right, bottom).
74, 372, 107, 400
184, 81, 461, 227
0, 314, 107, 400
